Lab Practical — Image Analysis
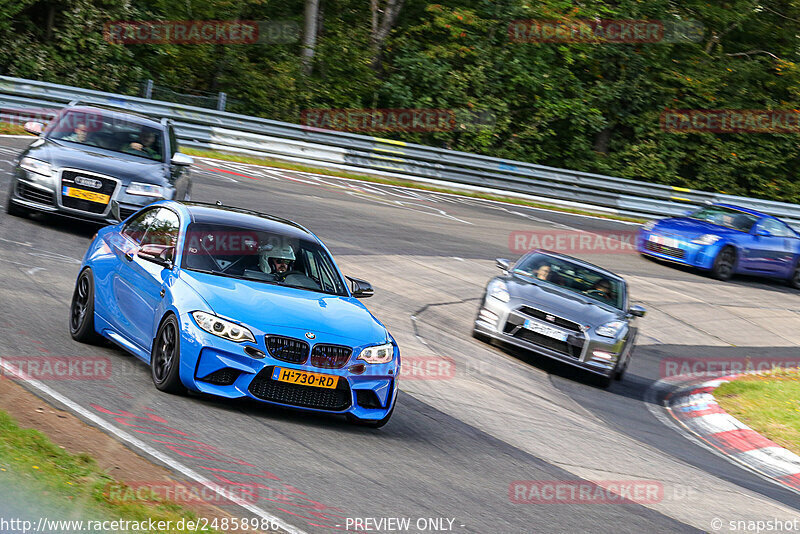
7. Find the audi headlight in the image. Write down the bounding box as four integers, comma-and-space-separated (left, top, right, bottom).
487, 279, 510, 303
20, 157, 53, 177
191, 311, 255, 343
127, 182, 165, 198
642, 220, 656, 231
357, 343, 394, 364
595, 320, 626, 338
691, 234, 721, 245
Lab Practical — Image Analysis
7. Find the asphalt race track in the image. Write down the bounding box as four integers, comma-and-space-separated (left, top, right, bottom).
1, 136, 799, 533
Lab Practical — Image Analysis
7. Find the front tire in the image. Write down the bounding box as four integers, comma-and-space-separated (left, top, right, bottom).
69, 269, 102, 344
711, 246, 736, 281
788, 262, 800, 290
151, 315, 186, 394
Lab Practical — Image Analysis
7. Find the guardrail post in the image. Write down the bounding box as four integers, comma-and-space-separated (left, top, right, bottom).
217, 92, 227, 111
142, 79, 154, 99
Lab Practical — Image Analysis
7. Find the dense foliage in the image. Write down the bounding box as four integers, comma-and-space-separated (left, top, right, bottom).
2, 0, 799, 202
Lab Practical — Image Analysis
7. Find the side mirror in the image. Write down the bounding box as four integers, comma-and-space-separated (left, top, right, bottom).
496, 258, 511, 272
346, 276, 374, 298
138, 244, 175, 269
23, 121, 44, 135
171, 153, 193, 166
628, 305, 646, 318
753, 228, 770, 237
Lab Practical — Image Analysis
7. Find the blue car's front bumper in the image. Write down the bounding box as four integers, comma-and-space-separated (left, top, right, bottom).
176, 313, 398, 421
637, 229, 721, 270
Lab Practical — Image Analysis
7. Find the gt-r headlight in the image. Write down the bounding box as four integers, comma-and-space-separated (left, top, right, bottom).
127, 182, 165, 198
487, 279, 510, 303
691, 234, 721, 245
595, 320, 626, 338
20, 157, 53, 177
642, 220, 657, 231
357, 343, 394, 364
191, 311, 255, 343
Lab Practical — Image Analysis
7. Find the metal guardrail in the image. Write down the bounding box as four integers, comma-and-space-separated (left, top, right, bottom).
3, 75, 800, 226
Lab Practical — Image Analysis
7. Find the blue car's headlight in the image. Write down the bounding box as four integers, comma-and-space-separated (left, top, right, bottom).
595, 320, 626, 338
642, 220, 656, 231
357, 343, 394, 364
691, 234, 721, 245
191, 311, 256, 343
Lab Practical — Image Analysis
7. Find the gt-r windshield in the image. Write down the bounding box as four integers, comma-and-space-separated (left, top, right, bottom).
181, 223, 348, 296
689, 205, 758, 232
513, 253, 625, 309
48, 110, 165, 161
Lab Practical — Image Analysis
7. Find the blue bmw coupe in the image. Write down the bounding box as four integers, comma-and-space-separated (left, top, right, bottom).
69, 201, 399, 427
638, 203, 800, 287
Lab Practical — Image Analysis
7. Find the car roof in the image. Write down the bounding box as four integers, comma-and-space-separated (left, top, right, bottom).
62, 105, 164, 129
528, 249, 625, 282
710, 203, 769, 219
177, 201, 315, 240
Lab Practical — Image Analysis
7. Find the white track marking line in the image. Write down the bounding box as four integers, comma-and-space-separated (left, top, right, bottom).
0, 359, 308, 534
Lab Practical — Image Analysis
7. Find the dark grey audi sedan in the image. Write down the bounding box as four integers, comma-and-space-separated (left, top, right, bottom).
473, 250, 646, 387
6, 104, 192, 223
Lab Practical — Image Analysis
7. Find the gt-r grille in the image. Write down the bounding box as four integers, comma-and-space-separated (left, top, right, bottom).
644, 241, 685, 259
17, 182, 54, 205
310, 344, 352, 369
518, 306, 582, 332
504, 321, 583, 359
248, 367, 351, 411
265, 335, 309, 364
60, 170, 116, 214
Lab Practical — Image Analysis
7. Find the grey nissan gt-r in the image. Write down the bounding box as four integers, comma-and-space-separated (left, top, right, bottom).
6, 103, 193, 223
473, 250, 646, 387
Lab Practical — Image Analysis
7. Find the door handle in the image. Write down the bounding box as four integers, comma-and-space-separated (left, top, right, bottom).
124, 251, 134, 262
160, 288, 166, 298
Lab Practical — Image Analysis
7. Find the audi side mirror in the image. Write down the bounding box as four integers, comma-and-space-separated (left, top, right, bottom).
138, 244, 175, 269
346, 276, 374, 298
628, 305, 646, 318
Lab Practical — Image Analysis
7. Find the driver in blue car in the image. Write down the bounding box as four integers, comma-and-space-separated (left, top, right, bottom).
258, 243, 296, 281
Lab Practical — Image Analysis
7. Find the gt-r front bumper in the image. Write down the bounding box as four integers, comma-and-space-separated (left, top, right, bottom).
176, 313, 399, 422
474, 296, 630, 378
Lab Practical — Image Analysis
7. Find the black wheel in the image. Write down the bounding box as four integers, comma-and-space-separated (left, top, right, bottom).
69, 269, 102, 344
614, 353, 630, 381
151, 315, 185, 394
711, 246, 736, 281
5, 186, 28, 217
788, 263, 800, 290
346, 404, 395, 429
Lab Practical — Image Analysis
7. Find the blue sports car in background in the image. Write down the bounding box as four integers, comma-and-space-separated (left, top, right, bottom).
69, 201, 399, 427
638, 203, 800, 287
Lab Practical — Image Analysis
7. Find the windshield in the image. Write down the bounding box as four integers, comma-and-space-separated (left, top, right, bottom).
49, 110, 164, 161
689, 206, 758, 232
181, 223, 348, 296
513, 253, 625, 310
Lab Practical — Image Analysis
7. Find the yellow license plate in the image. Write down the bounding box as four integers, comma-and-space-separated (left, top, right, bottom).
271, 367, 338, 388
62, 187, 110, 204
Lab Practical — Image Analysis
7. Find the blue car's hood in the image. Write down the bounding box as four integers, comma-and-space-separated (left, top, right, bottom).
179, 270, 388, 344
653, 217, 740, 239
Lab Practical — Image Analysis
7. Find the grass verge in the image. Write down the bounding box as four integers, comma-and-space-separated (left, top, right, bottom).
0, 123, 31, 135
0, 409, 220, 533
183, 147, 646, 224
714, 368, 800, 455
